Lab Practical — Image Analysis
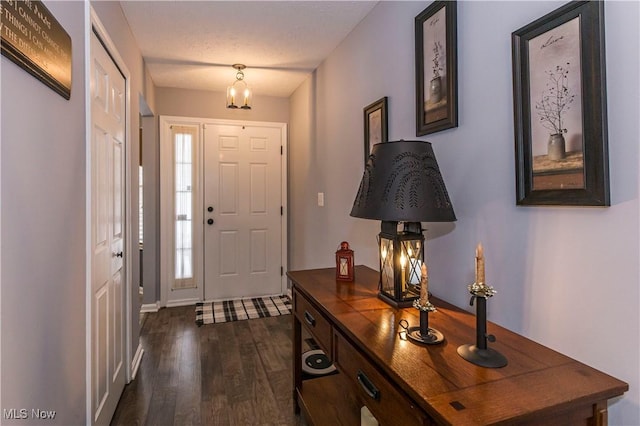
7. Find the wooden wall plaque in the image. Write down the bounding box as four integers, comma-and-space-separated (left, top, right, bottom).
1, 0, 72, 99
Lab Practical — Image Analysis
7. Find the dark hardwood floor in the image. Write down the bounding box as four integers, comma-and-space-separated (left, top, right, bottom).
111, 306, 303, 426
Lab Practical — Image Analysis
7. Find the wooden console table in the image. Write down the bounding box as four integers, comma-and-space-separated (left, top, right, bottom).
288, 266, 627, 425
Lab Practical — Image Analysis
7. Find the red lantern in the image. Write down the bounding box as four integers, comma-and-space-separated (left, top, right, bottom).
336, 241, 355, 282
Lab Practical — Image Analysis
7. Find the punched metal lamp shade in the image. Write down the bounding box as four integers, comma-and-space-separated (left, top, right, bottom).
350, 140, 456, 222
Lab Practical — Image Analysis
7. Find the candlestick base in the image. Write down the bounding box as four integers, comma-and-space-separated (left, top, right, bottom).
397, 301, 444, 345
406, 326, 444, 345
457, 344, 507, 368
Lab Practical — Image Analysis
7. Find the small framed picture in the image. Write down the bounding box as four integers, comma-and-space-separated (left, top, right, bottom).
415, 1, 458, 136
512, 1, 609, 206
363, 97, 388, 166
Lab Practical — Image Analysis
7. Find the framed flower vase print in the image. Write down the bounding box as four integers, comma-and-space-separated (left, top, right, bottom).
512, 1, 609, 206
363, 97, 388, 166
415, 1, 458, 136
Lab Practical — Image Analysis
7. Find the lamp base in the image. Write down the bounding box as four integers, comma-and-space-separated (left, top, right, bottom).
457, 344, 508, 368
378, 291, 418, 308
406, 326, 444, 345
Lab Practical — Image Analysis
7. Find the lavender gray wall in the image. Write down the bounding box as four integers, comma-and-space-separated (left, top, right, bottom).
288, 1, 639, 423
1, 2, 87, 424
155, 87, 289, 123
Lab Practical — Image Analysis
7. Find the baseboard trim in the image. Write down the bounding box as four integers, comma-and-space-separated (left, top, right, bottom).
166, 298, 200, 308
140, 302, 160, 313
130, 343, 144, 381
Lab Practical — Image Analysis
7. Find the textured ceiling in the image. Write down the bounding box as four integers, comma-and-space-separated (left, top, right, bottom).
120, 1, 378, 97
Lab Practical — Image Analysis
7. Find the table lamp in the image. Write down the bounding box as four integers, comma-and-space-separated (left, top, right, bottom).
350, 140, 456, 307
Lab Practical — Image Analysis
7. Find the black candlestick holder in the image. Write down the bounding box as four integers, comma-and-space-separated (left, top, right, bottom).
457, 282, 507, 368
399, 299, 444, 345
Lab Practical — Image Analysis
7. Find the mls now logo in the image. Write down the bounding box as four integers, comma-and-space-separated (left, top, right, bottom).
3, 408, 56, 420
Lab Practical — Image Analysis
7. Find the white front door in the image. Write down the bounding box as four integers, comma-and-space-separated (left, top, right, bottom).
90, 30, 126, 426
203, 123, 284, 300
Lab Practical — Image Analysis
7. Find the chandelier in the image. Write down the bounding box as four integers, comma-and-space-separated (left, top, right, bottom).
226, 64, 252, 109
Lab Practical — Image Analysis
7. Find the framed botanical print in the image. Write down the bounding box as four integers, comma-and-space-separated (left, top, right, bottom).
363, 97, 388, 166
415, 1, 458, 136
512, 1, 609, 206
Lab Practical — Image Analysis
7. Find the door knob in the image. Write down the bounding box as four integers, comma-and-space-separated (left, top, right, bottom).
207, 218, 214, 225
207, 206, 214, 212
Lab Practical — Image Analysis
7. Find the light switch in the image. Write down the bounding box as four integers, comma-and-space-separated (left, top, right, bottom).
318, 192, 324, 207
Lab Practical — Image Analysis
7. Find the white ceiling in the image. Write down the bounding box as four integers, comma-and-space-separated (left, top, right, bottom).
120, 1, 378, 98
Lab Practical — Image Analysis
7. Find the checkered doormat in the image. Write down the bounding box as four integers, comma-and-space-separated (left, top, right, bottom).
195, 295, 291, 325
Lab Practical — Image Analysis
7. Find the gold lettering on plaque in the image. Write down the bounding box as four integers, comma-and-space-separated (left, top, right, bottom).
1, 0, 72, 99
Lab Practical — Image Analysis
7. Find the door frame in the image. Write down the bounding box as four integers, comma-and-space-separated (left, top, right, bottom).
85, 7, 133, 424
159, 116, 289, 305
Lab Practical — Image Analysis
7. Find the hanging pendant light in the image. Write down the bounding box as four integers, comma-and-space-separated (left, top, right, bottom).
226, 64, 252, 110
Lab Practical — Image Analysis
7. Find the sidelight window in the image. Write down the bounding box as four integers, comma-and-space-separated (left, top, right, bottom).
172, 127, 196, 289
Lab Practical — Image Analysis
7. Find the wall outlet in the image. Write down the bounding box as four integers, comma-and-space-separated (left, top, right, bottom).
318, 192, 324, 207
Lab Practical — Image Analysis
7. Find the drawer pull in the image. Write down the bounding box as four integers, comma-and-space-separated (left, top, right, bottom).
357, 370, 380, 401
304, 311, 316, 327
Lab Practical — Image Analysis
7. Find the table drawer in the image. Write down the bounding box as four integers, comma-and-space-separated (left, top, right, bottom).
293, 288, 333, 357
334, 331, 430, 426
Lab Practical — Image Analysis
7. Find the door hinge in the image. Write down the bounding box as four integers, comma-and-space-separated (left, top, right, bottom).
281, 266, 284, 276
280, 206, 283, 216
280, 146, 283, 155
